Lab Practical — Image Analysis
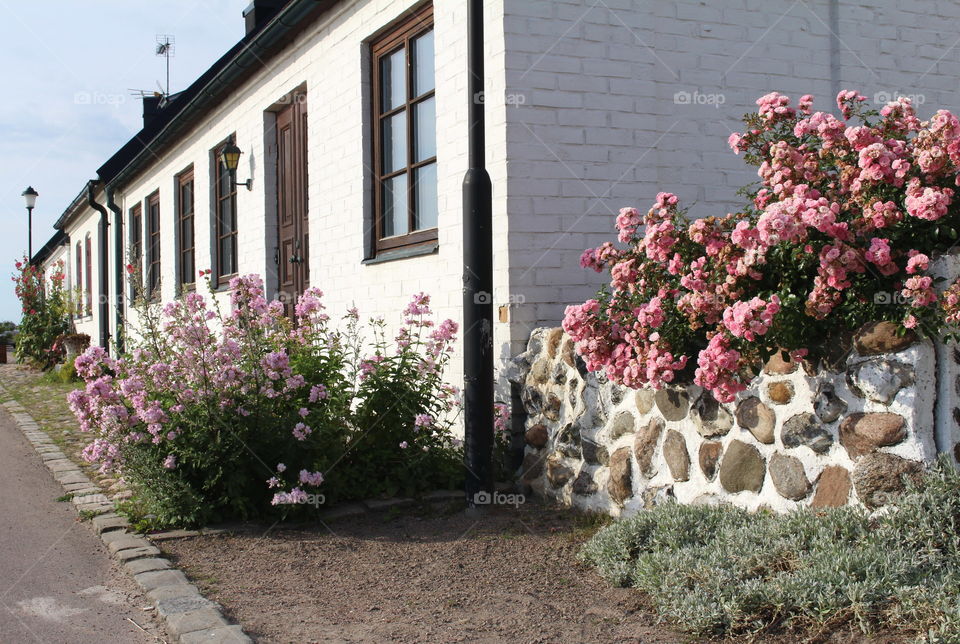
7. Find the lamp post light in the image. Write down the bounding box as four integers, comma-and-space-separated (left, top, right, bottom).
22, 186, 38, 260
218, 143, 253, 191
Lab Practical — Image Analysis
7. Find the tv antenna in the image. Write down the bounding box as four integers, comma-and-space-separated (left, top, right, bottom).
156, 34, 175, 97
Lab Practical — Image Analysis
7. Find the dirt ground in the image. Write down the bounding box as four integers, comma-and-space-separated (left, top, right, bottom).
162, 501, 685, 644
160, 499, 915, 644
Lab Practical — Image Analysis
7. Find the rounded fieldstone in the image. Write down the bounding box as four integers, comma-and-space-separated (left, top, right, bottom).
555, 422, 582, 459
811, 465, 852, 508
853, 452, 923, 508
781, 413, 833, 454
662, 430, 690, 482
552, 360, 568, 385
561, 338, 576, 367
582, 439, 609, 466
853, 321, 916, 356
839, 412, 906, 459
524, 424, 548, 448
543, 394, 562, 422
814, 382, 847, 424
767, 381, 794, 405
655, 387, 690, 422
764, 350, 799, 375
719, 440, 766, 493
521, 387, 543, 415
572, 469, 599, 496
847, 359, 914, 405
769, 453, 811, 501
607, 447, 633, 505
546, 456, 574, 488
635, 389, 655, 415
607, 411, 636, 441
735, 397, 775, 444
698, 441, 723, 480
546, 328, 564, 359
527, 358, 551, 385
520, 451, 545, 482
634, 417, 664, 478
693, 392, 733, 437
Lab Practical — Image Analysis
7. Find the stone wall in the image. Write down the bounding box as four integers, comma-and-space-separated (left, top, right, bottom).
507, 323, 949, 515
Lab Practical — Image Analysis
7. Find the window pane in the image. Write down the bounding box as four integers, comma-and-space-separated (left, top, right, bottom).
413, 96, 436, 162
219, 199, 235, 235
182, 216, 194, 250
220, 235, 235, 276
413, 162, 438, 230
381, 112, 407, 174
382, 174, 408, 237
380, 48, 405, 112
219, 165, 232, 198
412, 30, 434, 96
182, 251, 194, 284
182, 182, 193, 215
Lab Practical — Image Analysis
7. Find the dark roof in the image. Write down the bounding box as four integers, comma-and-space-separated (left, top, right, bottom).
29, 229, 68, 267
98, 0, 335, 189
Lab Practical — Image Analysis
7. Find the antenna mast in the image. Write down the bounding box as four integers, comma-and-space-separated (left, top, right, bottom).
155, 34, 175, 97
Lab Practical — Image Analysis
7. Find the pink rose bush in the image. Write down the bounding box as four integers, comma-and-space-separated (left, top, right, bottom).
566, 90, 960, 403
69, 274, 463, 527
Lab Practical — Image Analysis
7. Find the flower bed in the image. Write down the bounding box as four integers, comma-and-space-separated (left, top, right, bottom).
68, 274, 463, 528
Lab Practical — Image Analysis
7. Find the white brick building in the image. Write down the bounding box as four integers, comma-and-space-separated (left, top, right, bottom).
30, 0, 960, 409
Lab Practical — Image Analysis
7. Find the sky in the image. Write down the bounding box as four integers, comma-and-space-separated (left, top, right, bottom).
0, 1, 247, 321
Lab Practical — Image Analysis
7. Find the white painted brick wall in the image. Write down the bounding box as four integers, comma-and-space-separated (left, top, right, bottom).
500, 0, 960, 365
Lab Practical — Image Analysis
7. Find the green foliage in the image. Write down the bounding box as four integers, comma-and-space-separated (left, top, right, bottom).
13, 258, 70, 369
0, 321, 17, 344
580, 460, 960, 639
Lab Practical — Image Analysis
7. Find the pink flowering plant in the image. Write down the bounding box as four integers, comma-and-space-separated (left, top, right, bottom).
12, 258, 71, 369
566, 91, 960, 403
68, 274, 462, 527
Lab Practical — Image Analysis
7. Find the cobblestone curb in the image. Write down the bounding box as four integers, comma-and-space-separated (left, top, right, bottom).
0, 383, 252, 644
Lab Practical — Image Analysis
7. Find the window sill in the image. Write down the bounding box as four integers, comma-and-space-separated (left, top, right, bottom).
363, 243, 438, 265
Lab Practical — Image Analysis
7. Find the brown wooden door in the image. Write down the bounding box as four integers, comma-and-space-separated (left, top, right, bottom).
276, 94, 309, 314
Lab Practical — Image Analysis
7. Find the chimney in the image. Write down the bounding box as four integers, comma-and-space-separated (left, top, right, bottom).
142, 93, 163, 128
243, 0, 286, 35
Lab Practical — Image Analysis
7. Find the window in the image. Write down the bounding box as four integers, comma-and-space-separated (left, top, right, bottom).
129, 203, 142, 299
177, 168, 195, 289
214, 139, 238, 281
371, 5, 437, 253
84, 235, 92, 315
146, 191, 161, 299
74, 241, 82, 317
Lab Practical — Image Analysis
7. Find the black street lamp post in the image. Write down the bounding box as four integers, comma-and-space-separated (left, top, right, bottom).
22, 186, 38, 260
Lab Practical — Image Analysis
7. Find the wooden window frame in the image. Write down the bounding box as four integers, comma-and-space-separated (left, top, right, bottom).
128, 203, 142, 300
84, 235, 92, 316
74, 241, 83, 318
146, 191, 161, 300
213, 138, 238, 286
177, 167, 196, 290
370, 4, 437, 255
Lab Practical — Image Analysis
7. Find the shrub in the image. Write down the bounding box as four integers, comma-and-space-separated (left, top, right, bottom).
12, 258, 70, 369
68, 275, 463, 527
579, 460, 960, 639
566, 91, 960, 401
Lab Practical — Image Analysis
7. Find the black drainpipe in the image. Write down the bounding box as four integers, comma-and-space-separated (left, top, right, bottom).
87, 181, 110, 350
105, 185, 124, 354
462, 0, 494, 507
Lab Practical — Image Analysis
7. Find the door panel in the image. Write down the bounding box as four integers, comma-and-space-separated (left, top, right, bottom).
276, 94, 309, 315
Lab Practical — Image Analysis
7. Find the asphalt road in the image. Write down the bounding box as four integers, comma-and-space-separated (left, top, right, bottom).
0, 405, 165, 643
